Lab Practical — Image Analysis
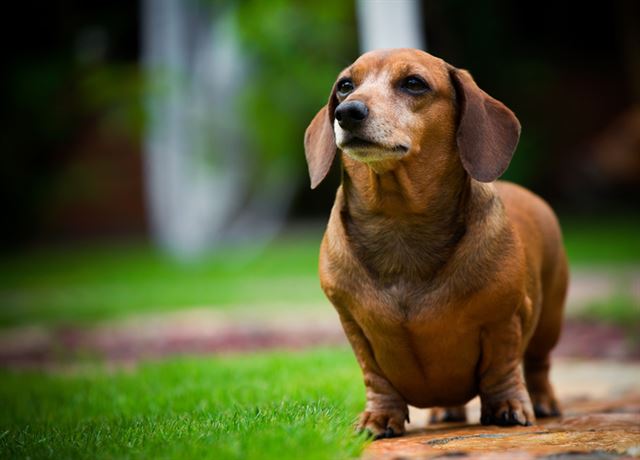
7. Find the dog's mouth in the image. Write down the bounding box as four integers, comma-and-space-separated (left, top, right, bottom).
340, 136, 409, 154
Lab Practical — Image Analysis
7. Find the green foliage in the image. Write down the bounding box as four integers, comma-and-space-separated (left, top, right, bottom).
78, 64, 146, 138
500, 133, 543, 185
233, 0, 357, 177
0, 348, 367, 459
561, 216, 640, 265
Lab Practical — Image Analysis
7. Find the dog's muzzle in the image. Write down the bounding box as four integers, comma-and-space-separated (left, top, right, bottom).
335, 100, 368, 131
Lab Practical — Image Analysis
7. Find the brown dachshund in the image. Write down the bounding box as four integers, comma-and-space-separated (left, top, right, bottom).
304, 49, 568, 438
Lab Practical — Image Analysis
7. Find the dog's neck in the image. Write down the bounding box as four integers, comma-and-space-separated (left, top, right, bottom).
340, 151, 472, 282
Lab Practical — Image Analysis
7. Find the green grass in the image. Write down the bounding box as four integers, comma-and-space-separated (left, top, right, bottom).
578, 295, 640, 330
561, 215, 640, 265
0, 348, 367, 460
0, 218, 637, 329
0, 235, 326, 328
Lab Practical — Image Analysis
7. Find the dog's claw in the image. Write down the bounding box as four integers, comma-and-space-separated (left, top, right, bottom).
359, 428, 374, 439
357, 409, 407, 439
374, 427, 397, 440
533, 400, 561, 418
510, 409, 526, 425
481, 398, 534, 427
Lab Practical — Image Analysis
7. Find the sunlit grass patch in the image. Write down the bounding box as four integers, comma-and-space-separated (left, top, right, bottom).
0, 348, 367, 460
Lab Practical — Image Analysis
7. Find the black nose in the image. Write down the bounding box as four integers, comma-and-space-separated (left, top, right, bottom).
334, 100, 368, 131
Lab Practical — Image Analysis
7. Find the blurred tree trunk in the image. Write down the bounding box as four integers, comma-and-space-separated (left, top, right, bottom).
142, 0, 242, 258
356, 0, 425, 52
142, 0, 292, 259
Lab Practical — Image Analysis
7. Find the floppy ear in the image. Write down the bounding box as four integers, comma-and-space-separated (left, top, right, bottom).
449, 67, 521, 183
304, 90, 338, 189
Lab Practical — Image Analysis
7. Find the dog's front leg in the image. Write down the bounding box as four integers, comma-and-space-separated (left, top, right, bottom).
337, 310, 409, 439
478, 312, 535, 426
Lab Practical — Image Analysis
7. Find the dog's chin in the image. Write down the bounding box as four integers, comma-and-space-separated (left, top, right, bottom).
338, 139, 409, 163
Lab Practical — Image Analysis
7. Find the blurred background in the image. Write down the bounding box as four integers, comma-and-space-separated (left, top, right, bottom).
0, 0, 638, 363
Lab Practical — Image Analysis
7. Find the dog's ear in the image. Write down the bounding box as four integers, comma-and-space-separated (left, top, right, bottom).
304, 89, 338, 189
449, 67, 521, 183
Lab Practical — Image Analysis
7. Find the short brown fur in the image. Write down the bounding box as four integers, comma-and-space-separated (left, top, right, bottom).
304, 49, 568, 438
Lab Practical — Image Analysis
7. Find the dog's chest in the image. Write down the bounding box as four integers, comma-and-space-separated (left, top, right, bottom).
349, 277, 481, 407
347, 218, 453, 285
376, 280, 433, 318
323, 226, 483, 406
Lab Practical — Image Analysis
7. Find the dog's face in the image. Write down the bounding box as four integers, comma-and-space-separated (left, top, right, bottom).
333, 49, 455, 164
304, 49, 521, 188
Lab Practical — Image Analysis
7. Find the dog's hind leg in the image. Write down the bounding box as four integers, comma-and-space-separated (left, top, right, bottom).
429, 405, 467, 423
524, 252, 568, 418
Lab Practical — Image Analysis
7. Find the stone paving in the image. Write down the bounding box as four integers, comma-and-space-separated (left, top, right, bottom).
365, 360, 640, 459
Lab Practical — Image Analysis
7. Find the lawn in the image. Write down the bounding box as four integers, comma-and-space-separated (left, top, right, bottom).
561, 215, 640, 265
0, 217, 638, 329
0, 348, 367, 460
0, 234, 326, 328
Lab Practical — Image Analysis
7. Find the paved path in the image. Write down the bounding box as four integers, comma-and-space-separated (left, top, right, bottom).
365, 360, 640, 459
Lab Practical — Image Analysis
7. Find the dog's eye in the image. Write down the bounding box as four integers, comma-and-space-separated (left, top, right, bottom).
400, 76, 430, 95
336, 78, 355, 97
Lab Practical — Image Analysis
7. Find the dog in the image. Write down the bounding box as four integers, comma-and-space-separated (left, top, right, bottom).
304, 49, 568, 438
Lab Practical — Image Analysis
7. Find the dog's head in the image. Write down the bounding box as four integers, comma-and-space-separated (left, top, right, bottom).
304, 49, 520, 188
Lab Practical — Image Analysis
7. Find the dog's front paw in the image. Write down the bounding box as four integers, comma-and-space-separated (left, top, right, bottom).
480, 398, 535, 426
357, 409, 407, 439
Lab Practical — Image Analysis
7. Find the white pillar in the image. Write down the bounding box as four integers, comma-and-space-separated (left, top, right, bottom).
356, 0, 425, 52
142, 0, 247, 258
